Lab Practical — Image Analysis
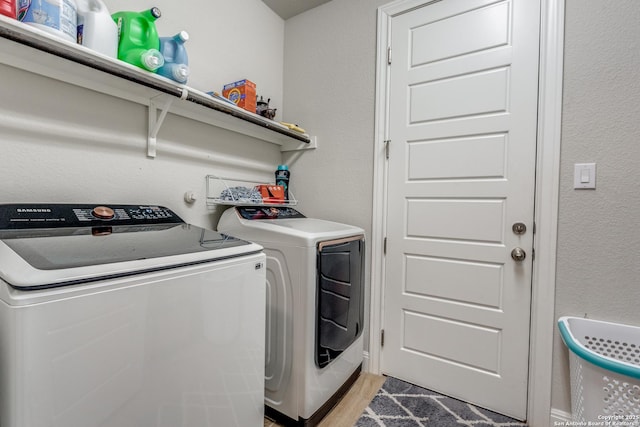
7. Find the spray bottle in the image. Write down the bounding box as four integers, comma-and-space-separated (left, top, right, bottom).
157, 31, 190, 84
111, 7, 164, 72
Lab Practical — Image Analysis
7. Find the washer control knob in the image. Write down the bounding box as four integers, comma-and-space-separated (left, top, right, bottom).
92, 206, 115, 220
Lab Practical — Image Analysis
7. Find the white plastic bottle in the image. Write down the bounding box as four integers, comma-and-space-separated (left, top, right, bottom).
75, 0, 117, 58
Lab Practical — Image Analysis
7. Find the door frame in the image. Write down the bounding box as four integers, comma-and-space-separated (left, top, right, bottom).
368, 0, 565, 425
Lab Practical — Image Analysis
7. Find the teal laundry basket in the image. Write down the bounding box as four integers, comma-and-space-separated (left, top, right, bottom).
559, 316, 640, 423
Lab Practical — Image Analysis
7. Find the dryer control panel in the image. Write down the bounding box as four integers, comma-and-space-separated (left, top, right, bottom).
236, 206, 306, 220
0, 204, 184, 229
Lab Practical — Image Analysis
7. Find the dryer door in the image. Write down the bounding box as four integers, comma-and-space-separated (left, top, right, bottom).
315, 235, 365, 369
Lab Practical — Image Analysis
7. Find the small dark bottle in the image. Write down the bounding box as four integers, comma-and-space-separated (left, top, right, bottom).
275, 165, 290, 200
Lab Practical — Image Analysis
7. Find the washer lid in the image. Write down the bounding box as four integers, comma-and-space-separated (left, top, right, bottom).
0, 224, 261, 289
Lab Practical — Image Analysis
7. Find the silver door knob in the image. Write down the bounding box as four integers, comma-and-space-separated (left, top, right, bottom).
512, 222, 527, 235
511, 247, 526, 262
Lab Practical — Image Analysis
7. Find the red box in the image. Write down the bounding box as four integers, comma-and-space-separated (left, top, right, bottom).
223, 79, 256, 113
257, 185, 285, 204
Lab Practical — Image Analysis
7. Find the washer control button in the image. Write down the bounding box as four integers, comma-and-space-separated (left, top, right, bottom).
92, 206, 115, 220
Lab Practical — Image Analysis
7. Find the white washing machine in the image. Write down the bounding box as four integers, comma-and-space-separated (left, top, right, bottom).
0, 203, 266, 427
217, 206, 365, 426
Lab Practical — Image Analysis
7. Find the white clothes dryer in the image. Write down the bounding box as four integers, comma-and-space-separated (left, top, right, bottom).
217, 206, 365, 426
0, 204, 266, 427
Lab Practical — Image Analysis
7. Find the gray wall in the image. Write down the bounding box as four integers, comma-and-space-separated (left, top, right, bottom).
282, 0, 388, 355
282, 0, 385, 227
552, 0, 640, 414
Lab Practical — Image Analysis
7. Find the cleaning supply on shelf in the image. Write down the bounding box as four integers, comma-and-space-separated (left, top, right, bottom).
223, 79, 256, 113
111, 7, 163, 72
279, 122, 306, 133
275, 165, 290, 201
207, 91, 236, 106
19, 0, 78, 43
257, 185, 285, 204
17, 0, 28, 20
157, 31, 190, 83
76, 0, 117, 58
0, 0, 16, 19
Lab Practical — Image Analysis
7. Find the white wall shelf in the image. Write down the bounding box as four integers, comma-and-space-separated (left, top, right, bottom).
0, 17, 315, 156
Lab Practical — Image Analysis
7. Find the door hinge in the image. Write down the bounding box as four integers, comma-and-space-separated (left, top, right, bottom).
387, 46, 392, 65
533, 221, 537, 234
384, 139, 390, 159
381, 329, 385, 347
532, 247, 536, 261
383, 237, 387, 255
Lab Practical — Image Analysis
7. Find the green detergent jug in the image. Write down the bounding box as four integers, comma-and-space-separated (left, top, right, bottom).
112, 7, 164, 72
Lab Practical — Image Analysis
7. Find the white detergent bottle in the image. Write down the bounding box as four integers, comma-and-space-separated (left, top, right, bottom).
76, 0, 117, 58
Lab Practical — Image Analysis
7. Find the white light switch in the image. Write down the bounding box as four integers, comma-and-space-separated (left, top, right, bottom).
574, 163, 596, 189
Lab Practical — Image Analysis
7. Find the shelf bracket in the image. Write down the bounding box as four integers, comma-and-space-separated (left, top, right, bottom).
280, 135, 318, 152
147, 89, 188, 158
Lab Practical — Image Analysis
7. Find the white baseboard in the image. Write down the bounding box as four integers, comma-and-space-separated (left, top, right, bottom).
362, 351, 370, 372
550, 408, 572, 425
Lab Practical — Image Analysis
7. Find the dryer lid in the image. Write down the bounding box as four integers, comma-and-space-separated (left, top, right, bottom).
218, 206, 365, 247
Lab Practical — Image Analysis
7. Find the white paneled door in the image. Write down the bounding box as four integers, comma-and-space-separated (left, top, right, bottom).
382, 0, 540, 420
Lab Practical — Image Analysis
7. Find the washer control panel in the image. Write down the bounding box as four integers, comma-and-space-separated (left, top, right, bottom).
0, 204, 183, 229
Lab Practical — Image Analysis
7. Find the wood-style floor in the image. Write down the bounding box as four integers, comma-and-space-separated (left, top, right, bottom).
264, 373, 385, 427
